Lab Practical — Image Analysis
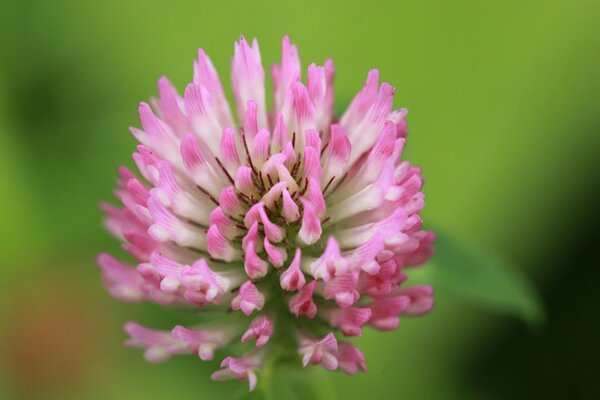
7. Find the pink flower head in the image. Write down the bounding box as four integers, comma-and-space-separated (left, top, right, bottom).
99, 35, 434, 391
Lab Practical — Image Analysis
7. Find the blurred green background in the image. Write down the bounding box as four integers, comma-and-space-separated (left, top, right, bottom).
1, 1, 599, 399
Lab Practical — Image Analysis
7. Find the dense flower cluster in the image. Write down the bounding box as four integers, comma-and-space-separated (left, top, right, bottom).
98, 36, 434, 391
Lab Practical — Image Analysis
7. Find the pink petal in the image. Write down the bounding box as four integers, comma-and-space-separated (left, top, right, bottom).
298, 198, 322, 245
244, 241, 269, 279
231, 281, 265, 316
289, 280, 317, 318
280, 249, 306, 291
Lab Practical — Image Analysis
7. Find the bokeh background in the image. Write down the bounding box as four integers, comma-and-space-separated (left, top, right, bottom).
1, 1, 599, 399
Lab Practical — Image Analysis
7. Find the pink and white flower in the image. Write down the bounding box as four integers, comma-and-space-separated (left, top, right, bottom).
124, 322, 190, 363
171, 325, 232, 361
327, 307, 372, 337
211, 355, 262, 391
280, 249, 306, 291
336, 342, 367, 375
99, 35, 434, 391
298, 333, 339, 371
289, 280, 318, 318
241, 315, 274, 348
231, 281, 265, 316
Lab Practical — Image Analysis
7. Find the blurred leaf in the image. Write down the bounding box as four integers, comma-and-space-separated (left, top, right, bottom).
0, 89, 45, 262
429, 231, 544, 326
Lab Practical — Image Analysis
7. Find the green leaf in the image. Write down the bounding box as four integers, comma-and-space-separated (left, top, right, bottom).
425, 230, 544, 325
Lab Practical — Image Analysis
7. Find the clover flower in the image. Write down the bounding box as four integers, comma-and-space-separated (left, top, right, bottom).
98, 36, 434, 391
